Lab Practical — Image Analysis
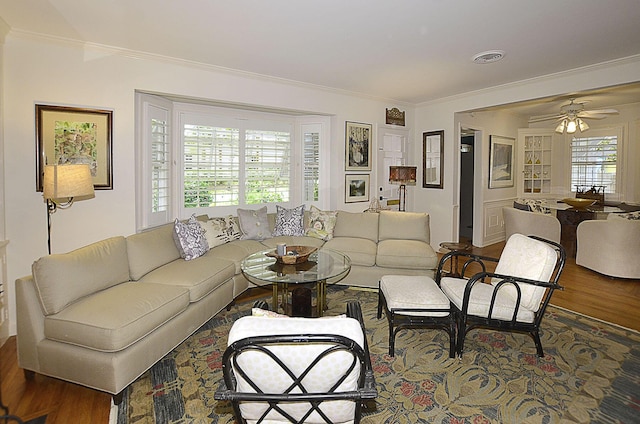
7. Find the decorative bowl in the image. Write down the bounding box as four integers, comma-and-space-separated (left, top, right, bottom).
265, 245, 318, 264
563, 198, 596, 209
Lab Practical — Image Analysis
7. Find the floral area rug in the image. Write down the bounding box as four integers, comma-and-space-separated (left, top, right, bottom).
117, 286, 639, 423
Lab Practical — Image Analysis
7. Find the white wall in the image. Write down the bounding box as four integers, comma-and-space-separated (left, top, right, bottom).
413, 57, 640, 248
1, 33, 413, 335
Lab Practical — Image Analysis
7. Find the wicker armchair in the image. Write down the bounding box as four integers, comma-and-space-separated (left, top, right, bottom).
214, 301, 377, 424
437, 234, 566, 358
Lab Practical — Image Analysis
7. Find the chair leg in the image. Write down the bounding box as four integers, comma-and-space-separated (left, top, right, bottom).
531, 330, 545, 357
376, 291, 383, 319
448, 319, 456, 359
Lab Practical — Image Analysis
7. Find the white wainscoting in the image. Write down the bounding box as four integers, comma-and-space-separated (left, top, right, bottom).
482, 199, 513, 246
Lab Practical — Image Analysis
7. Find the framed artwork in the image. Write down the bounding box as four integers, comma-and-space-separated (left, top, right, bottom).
345, 174, 370, 203
423, 130, 444, 189
345, 121, 372, 171
36, 104, 113, 191
489, 135, 515, 188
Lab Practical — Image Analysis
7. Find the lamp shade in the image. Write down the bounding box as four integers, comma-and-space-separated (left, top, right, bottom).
43, 164, 95, 200
389, 166, 417, 185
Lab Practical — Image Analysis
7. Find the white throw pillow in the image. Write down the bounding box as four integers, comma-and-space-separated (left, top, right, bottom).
201, 215, 242, 247
237, 206, 271, 240
305, 206, 337, 240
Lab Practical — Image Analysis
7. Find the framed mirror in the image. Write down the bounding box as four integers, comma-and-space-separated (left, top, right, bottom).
423, 130, 444, 189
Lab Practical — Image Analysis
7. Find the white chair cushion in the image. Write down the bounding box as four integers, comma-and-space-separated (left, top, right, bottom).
440, 277, 536, 323
380, 275, 450, 317
492, 234, 557, 312
227, 315, 364, 423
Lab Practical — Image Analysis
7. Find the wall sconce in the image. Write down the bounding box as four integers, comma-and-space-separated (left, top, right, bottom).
43, 164, 95, 254
389, 166, 417, 212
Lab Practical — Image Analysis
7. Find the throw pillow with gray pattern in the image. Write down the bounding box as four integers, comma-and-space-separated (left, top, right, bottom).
173, 214, 209, 260
273, 204, 305, 236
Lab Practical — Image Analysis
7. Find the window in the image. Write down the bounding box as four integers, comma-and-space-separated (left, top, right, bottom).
136, 93, 329, 230
570, 127, 622, 194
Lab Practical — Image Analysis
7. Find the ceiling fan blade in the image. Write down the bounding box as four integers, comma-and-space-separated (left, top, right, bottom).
583, 108, 618, 114
577, 111, 616, 120
528, 113, 565, 123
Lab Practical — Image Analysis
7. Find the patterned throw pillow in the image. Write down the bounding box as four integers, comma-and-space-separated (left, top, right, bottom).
306, 205, 338, 240
173, 214, 209, 260
272, 204, 305, 236
200, 215, 242, 248
237, 206, 271, 240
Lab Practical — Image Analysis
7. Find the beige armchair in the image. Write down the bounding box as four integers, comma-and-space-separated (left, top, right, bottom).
503, 207, 561, 243
576, 213, 640, 279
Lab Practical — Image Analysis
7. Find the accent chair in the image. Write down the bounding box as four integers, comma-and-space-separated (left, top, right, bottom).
437, 234, 566, 358
214, 301, 377, 424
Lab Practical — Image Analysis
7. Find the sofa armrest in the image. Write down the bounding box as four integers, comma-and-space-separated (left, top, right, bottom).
15, 275, 47, 372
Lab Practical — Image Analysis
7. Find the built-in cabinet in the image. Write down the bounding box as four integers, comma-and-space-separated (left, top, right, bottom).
518, 129, 554, 197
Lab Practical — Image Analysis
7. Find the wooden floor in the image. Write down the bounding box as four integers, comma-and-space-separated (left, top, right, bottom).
1, 241, 638, 423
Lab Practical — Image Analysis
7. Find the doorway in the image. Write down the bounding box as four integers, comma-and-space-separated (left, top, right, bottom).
459, 129, 476, 244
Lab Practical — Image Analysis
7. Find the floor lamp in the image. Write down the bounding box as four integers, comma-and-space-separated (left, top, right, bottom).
43, 164, 95, 254
389, 166, 417, 212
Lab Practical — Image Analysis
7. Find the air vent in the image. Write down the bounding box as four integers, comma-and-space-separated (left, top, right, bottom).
472, 50, 505, 64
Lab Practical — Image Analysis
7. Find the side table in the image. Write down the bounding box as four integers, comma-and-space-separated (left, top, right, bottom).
439, 242, 471, 277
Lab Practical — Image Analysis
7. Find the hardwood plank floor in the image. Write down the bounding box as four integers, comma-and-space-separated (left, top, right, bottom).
2, 241, 638, 423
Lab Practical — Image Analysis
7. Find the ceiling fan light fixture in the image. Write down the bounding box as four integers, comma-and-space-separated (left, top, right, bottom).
566, 119, 577, 134
577, 118, 589, 132
555, 119, 567, 134
472, 50, 505, 64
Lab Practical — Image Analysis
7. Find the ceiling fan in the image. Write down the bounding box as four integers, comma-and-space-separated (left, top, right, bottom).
528, 98, 619, 134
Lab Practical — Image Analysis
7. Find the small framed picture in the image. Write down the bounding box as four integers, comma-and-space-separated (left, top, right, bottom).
489, 135, 515, 189
36, 104, 113, 191
345, 121, 372, 171
345, 174, 370, 203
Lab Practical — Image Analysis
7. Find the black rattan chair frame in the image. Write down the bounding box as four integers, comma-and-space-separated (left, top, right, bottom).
435, 236, 566, 358
376, 281, 456, 358
214, 301, 377, 424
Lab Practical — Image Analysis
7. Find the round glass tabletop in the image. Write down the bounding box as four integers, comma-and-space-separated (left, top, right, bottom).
241, 247, 351, 286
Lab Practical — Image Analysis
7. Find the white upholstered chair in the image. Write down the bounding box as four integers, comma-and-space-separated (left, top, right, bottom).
503, 206, 561, 243
576, 212, 640, 279
437, 234, 566, 358
214, 302, 376, 424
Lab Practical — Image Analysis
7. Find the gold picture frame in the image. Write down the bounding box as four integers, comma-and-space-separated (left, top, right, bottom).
36, 104, 113, 191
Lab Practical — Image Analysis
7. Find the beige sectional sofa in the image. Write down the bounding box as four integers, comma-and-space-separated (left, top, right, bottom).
16, 209, 437, 403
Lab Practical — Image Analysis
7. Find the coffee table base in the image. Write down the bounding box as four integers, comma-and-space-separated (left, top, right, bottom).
272, 280, 328, 317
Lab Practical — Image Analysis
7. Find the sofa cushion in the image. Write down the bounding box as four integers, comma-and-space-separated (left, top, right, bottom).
378, 211, 430, 243
32, 236, 130, 315
173, 214, 209, 260
272, 204, 306, 236
238, 206, 271, 240
333, 211, 379, 242
209, 240, 267, 274
323, 237, 377, 266
138, 255, 236, 302
376, 239, 438, 269
126, 223, 181, 281
44, 282, 190, 352
201, 215, 242, 248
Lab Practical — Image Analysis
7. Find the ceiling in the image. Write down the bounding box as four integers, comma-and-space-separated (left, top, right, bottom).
1, 0, 640, 112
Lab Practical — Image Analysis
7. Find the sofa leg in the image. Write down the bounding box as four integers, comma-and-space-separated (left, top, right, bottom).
23, 369, 35, 380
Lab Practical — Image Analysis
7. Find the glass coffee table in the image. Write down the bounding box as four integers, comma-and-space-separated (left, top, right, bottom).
241, 248, 351, 317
